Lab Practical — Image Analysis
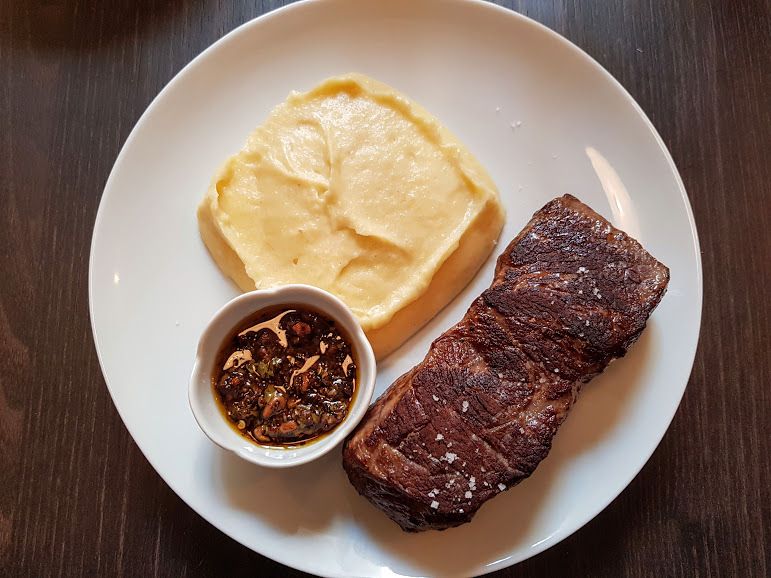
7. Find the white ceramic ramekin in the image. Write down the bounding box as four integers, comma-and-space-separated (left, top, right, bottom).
188, 284, 376, 468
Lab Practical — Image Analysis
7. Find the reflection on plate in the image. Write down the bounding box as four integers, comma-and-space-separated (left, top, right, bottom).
89, 0, 701, 576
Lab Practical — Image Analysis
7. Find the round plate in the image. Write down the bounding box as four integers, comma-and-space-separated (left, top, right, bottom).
89, 0, 702, 576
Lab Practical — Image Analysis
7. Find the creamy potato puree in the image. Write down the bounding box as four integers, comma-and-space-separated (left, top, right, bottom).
199, 74, 504, 358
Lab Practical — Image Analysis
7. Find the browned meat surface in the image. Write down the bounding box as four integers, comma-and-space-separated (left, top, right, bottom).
342, 194, 670, 532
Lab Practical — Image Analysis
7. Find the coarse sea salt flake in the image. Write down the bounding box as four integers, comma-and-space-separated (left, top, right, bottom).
430, 500, 439, 509
498, 483, 506, 491
435, 433, 444, 441
432, 394, 439, 402
465, 491, 473, 499
445, 452, 457, 463
462, 400, 469, 413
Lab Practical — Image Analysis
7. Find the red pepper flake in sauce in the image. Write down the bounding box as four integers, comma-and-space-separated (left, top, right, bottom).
213, 306, 356, 445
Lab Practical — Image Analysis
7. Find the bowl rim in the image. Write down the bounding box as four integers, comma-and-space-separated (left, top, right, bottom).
188, 284, 377, 468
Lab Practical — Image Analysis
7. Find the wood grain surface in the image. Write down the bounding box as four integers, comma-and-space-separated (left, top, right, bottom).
1, 0, 769, 576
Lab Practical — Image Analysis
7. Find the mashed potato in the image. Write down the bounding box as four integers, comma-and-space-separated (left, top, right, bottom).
198, 74, 504, 358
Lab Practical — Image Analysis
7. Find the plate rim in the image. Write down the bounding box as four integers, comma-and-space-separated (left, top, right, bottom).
88, 0, 703, 575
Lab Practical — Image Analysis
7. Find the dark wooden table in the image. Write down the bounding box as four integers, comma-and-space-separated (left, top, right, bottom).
2, 0, 769, 576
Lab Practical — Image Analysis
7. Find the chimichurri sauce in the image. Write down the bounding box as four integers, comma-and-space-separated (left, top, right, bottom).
213, 306, 356, 445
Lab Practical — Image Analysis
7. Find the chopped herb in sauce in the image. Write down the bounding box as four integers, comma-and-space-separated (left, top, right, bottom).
213, 306, 356, 445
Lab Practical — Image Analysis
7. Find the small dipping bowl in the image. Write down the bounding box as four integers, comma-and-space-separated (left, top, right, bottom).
189, 284, 376, 468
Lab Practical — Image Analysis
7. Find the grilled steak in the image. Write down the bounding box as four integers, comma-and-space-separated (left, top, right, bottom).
342, 194, 669, 532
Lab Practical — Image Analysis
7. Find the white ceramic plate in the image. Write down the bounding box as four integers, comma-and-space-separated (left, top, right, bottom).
89, 0, 702, 576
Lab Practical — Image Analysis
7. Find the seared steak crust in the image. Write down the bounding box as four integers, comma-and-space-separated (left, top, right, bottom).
342, 195, 669, 531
